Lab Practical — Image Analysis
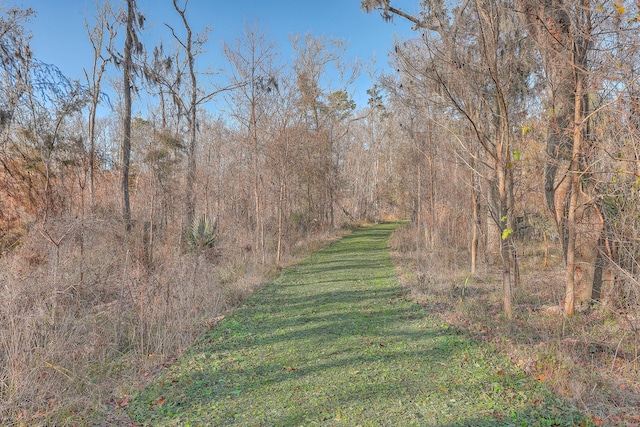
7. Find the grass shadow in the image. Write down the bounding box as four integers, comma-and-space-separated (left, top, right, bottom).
128, 222, 587, 426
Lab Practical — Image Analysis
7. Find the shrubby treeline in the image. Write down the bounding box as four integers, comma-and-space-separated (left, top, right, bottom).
364, 0, 640, 317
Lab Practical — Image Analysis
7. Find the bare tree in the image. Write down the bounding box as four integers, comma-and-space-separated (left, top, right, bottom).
517, 0, 640, 314
267, 76, 297, 264
365, 0, 536, 318
223, 20, 280, 263
84, 1, 118, 210
168, 0, 200, 232
147, 0, 237, 239
0, 6, 35, 240
119, 0, 144, 231
291, 33, 359, 227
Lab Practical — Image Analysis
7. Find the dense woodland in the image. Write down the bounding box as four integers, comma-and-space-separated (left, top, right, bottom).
1, 0, 639, 424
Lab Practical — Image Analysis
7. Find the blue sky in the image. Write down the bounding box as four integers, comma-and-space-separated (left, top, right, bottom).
15, 0, 419, 111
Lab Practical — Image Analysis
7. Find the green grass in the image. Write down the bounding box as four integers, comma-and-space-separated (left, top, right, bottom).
128, 222, 587, 426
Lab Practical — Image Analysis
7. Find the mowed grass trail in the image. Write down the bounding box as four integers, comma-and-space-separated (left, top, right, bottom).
128, 223, 586, 426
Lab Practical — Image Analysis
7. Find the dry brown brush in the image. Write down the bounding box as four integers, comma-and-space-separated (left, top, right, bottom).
0, 207, 335, 425
388, 223, 640, 426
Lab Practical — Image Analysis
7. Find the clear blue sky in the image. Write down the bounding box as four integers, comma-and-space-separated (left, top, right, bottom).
15, 0, 419, 110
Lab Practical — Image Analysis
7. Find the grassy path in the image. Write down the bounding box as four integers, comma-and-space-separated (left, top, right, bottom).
128, 223, 586, 426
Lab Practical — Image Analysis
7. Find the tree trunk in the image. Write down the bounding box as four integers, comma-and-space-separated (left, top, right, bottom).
564, 71, 585, 316
497, 163, 513, 319
88, 91, 97, 211
427, 118, 437, 250
470, 151, 479, 274
276, 162, 286, 264
84, 4, 115, 212
469, 139, 482, 274
122, 0, 134, 232
249, 67, 265, 264
519, 0, 602, 313
184, 17, 197, 232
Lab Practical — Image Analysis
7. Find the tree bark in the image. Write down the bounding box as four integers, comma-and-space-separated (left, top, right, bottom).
470, 162, 479, 275
497, 158, 513, 319
176, 0, 198, 231
122, 0, 135, 232
564, 73, 585, 316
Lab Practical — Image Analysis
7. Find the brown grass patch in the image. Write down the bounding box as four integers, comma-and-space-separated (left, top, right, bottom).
0, 214, 339, 426
388, 224, 640, 427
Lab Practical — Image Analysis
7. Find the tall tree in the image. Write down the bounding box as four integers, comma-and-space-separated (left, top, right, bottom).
168, 0, 199, 231
515, 0, 590, 315
0, 6, 34, 237
291, 33, 358, 227
120, 0, 144, 231
1, 6, 88, 225
84, 1, 118, 210
517, 0, 640, 314
0, 6, 34, 132
149, 0, 233, 237
223, 20, 280, 262
364, 0, 536, 318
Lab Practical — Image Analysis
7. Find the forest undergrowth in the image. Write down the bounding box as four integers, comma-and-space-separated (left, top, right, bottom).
2, 216, 628, 426
0, 213, 343, 426
388, 225, 640, 427
127, 222, 586, 426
